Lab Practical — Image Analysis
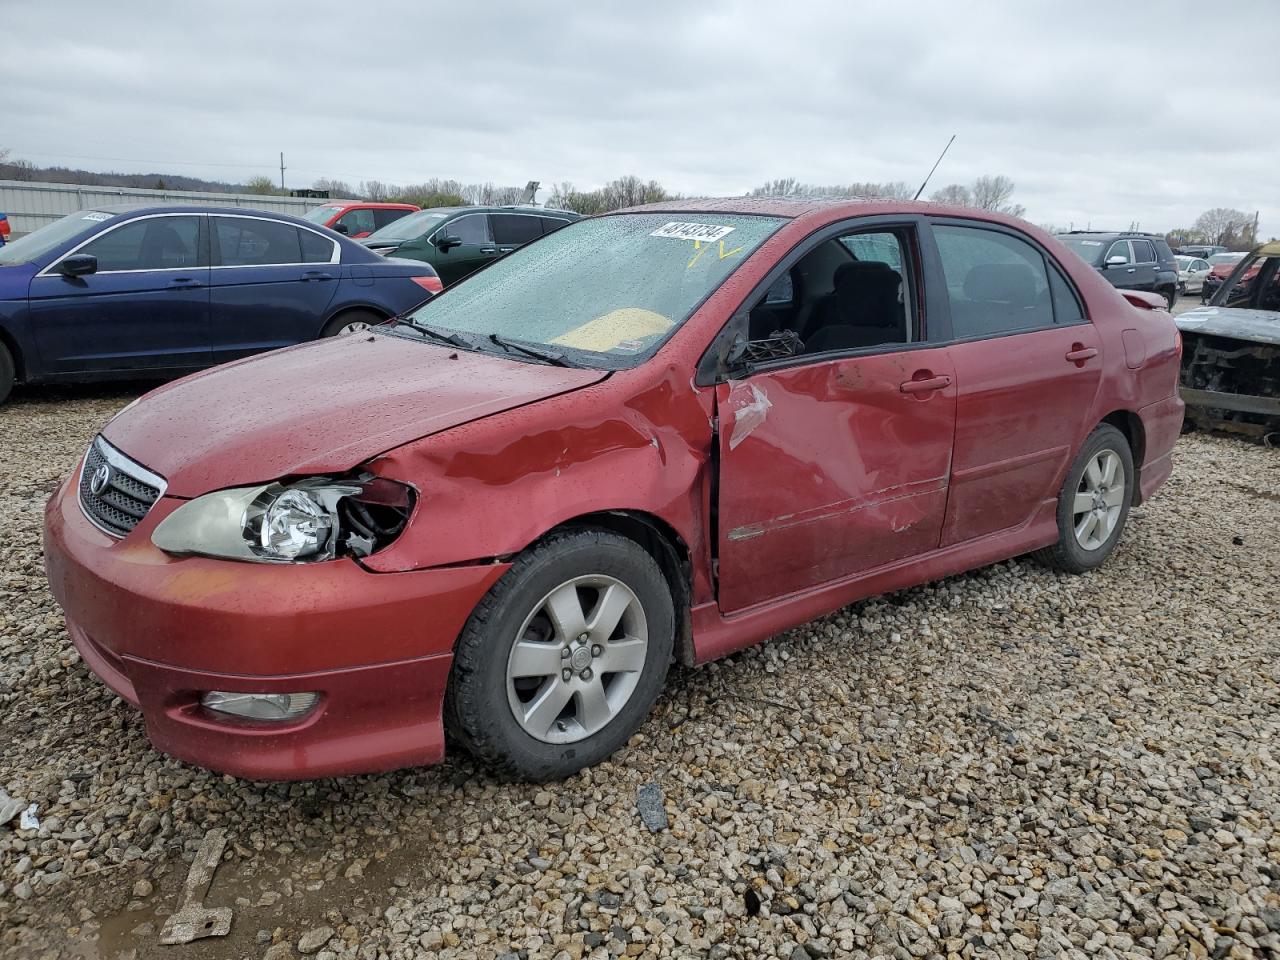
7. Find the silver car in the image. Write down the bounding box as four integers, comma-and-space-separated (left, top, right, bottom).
1175, 255, 1211, 295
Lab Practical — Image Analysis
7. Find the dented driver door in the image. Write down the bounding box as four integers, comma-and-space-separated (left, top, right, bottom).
714, 348, 957, 615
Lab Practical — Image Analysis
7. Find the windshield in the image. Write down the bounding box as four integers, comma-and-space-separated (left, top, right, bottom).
0, 210, 116, 265
1057, 236, 1107, 265
1175, 256, 1192, 268
400, 212, 785, 367
366, 209, 452, 243
302, 205, 343, 224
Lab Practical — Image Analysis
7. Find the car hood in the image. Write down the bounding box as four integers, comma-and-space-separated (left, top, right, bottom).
1175, 305, 1280, 346
102, 333, 608, 498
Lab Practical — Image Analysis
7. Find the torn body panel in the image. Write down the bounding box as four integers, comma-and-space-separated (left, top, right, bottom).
713, 349, 957, 614
364, 363, 718, 604
1179, 330, 1280, 438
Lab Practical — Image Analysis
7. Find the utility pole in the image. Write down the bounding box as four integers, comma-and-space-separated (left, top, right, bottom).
1253, 210, 1260, 245
279, 152, 286, 192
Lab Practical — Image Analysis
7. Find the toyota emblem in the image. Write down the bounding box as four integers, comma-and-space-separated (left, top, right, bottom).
89, 462, 112, 496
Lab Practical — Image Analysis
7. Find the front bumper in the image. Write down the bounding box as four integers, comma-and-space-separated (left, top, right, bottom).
44, 473, 509, 779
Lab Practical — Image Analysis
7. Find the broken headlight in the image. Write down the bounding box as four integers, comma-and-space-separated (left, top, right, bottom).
151, 475, 413, 563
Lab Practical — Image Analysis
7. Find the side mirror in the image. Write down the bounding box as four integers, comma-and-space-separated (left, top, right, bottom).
58, 254, 98, 277
333, 222, 349, 235
1105, 255, 1128, 267
726, 330, 804, 376
435, 234, 462, 252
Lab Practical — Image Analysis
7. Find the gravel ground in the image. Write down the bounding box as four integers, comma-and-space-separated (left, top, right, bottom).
1, 384, 1278, 960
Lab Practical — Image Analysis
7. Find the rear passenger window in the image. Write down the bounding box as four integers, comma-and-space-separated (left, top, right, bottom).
215, 217, 302, 266
1048, 265, 1085, 324
933, 225, 1055, 338
492, 215, 543, 246
445, 214, 491, 245
1131, 239, 1155, 263
299, 230, 335, 264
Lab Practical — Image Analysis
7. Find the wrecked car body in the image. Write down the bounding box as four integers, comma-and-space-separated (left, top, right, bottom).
1177, 241, 1280, 440
44, 198, 1183, 781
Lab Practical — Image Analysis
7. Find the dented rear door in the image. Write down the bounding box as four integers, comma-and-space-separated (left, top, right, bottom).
714, 348, 957, 614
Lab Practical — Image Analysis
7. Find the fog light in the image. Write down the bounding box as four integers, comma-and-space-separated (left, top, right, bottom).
200, 691, 318, 721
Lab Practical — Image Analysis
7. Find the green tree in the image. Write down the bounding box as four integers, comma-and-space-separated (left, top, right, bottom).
244, 175, 278, 195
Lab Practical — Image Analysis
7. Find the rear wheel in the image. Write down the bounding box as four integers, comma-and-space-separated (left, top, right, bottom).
1163, 287, 1177, 309
1033, 424, 1134, 574
0, 342, 14, 406
445, 530, 675, 780
321, 309, 382, 338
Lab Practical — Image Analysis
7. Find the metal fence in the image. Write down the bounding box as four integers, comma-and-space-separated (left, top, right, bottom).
0, 180, 325, 238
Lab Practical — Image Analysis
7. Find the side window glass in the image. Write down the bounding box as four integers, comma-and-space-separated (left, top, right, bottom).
374, 208, 410, 230
540, 217, 571, 235
1048, 264, 1085, 324
81, 216, 201, 271
215, 218, 302, 266
764, 273, 794, 304
933, 224, 1055, 338
744, 229, 915, 354
1131, 239, 1155, 263
299, 229, 335, 264
337, 209, 377, 236
447, 214, 491, 245
1105, 241, 1131, 264
491, 214, 543, 246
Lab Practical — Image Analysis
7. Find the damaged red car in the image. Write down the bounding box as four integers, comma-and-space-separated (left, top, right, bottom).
44, 198, 1184, 780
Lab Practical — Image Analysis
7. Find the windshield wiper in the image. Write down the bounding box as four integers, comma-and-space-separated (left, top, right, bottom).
487, 333, 574, 367
389, 317, 471, 349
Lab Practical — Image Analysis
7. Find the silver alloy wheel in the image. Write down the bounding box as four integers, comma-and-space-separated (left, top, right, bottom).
505, 575, 649, 744
1072, 449, 1126, 551
339, 320, 371, 335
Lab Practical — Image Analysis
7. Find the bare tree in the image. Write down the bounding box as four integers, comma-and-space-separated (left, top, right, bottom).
751, 179, 911, 200
1193, 207, 1250, 246
312, 178, 355, 198
969, 175, 1025, 217
359, 180, 394, 201
930, 183, 972, 206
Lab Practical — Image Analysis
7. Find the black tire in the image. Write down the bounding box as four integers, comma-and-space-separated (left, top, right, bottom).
1163, 287, 1177, 310
1177, 281, 1186, 296
320, 309, 382, 339
445, 530, 675, 780
1032, 424, 1135, 574
0, 342, 13, 406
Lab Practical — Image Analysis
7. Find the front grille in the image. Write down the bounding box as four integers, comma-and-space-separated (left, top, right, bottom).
77, 436, 167, 538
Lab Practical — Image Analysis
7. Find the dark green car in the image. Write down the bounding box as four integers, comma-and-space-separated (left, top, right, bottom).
361, 205, 580, 286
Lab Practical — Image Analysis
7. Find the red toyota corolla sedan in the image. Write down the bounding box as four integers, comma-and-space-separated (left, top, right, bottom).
43, 198, 1184, 781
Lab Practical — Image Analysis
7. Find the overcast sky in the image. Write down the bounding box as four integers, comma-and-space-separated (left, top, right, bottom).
6, 1, 1278, 234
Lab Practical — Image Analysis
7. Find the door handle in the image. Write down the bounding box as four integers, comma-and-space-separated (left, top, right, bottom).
1065, 345, 1098, 363
480, 248, 497, 254
497, 247, 514, 253
900, 374, 952, 394
167, 277, 202, 288
1125, 268, 1135, 273
302, 270, 333, 281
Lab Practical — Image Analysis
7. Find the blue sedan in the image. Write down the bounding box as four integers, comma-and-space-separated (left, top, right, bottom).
0, 204, 442, 403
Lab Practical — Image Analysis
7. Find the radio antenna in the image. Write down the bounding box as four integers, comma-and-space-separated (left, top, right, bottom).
913, 134, 956, 201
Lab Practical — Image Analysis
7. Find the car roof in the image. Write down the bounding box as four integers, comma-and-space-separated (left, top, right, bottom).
318, 201, 418, 209
612, 196, 1043, 233
89, 203, 320, 222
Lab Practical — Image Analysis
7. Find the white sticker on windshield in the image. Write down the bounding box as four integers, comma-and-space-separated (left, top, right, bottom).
1078, 240, 1102, 246
82, 212, 112, 222
650, 221, 736, 242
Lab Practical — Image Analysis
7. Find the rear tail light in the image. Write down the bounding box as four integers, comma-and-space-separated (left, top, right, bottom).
411, 276, 443, 295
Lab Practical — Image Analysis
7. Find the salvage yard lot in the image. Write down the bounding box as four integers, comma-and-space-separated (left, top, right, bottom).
1, 388, 1278, 960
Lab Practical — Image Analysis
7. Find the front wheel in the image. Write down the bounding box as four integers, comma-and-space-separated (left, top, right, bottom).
1033, 424, 1135, 574
446, 530, 675, 780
